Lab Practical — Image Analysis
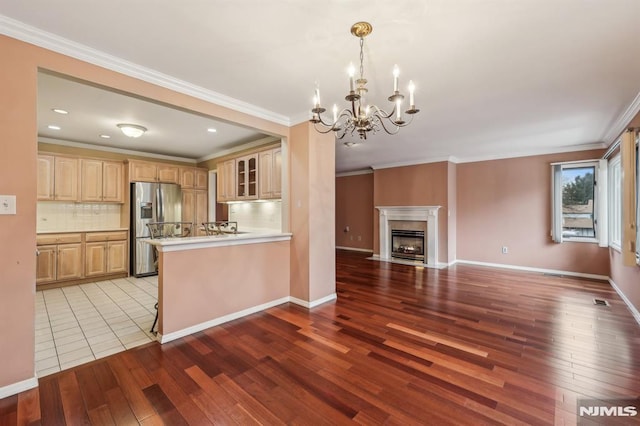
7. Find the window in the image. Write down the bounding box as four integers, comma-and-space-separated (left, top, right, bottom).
608, 155, 621, 250
551, 160, 606, 244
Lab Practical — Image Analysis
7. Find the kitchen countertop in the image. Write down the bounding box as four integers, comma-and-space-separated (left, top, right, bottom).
142, 230, 292, 252
37, 228, 129, 234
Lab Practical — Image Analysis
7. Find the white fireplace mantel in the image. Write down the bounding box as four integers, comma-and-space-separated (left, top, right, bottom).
376, 206, 441, 266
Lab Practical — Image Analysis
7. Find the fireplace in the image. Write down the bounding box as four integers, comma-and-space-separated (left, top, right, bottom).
391, 229, 425, 261
376, 206, 441, 266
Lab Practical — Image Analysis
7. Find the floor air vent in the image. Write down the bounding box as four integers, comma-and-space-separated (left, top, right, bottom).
593, 299, 609, 307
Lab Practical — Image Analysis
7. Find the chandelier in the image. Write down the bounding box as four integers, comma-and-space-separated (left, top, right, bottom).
310, 21, 419, 140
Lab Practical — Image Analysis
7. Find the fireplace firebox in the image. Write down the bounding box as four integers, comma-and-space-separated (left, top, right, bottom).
391, 229, 425, 261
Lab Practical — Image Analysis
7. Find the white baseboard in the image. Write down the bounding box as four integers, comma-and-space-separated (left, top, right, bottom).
0, 376, 38, 399
290, 293, 337, 308
158, 296, 290, 343
158, 293, 339, 343
454, 259, 609, 281
336, 246, 374, 253
609, 278, 640, 326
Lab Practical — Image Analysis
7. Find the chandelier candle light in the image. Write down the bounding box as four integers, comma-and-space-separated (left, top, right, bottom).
310, 21, 419, 140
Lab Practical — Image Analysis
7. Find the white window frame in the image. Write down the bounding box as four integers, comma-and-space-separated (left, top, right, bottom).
608, 154, 622, 251
551, 159, 607, 245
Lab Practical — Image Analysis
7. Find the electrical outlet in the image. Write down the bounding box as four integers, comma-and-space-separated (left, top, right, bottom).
344, 225, 350, 232
0, 195, 16, 215
358, 235, 362, 241
501, 246, 508, 254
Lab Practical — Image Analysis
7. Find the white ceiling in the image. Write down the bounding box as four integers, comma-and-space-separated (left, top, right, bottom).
2, 1, 640, 172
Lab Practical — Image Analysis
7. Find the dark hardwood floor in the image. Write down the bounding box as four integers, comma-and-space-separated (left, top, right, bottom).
2, 250, 640, 425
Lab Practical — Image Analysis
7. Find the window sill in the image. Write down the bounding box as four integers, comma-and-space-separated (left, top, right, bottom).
609, 243, 622, 253
563, 237, 599, 244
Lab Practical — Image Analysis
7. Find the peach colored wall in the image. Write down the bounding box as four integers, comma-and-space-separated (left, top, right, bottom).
336, 173, 374, 250
0, 34, 290, 393
0, 35, 37, 389
609, 249, 640, 315
158, 241, 290, 335
373, 162, 452, 263
289, 123, 336, 302
457, 150, 610, 275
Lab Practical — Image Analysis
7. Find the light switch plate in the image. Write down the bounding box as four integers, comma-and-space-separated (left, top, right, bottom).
0, 195, 16, 215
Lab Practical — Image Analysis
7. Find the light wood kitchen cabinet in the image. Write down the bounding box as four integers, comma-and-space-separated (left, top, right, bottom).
158, 164, 180, 183
129, 160, 180, 184
182, 189, 208, 236
259, 147, 282, 199
36, 233, 84, 284
54, 156, 79, 201
236, 154, 258, 200
36, 245, 56, 283
37, 155, 55, 200
80, 159, 124, 203
56, 243, 83, 281
85, 236, 127, 277
217, 159, 236, 202
180, 167, 209, 190
102, 161, 124, 202
195, 168, 208, 190
37, 231, 127, 286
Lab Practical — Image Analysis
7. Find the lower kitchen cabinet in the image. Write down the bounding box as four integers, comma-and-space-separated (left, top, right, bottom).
36, 231, 128, 287
85, 231, 128, 277
56, 243, 83, 281
85, 240, 127, 277
35, 245, 57, 283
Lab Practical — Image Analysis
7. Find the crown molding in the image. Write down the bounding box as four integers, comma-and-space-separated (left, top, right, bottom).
336, 169, 373, 177
197, 136, 279, 162
370, 156, 459, 170
362, 142, 607, 172
0, 14, 290, 127
602, 90, 640, 145
38, 137, 197, 163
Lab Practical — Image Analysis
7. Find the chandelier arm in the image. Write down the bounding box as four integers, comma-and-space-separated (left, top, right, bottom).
375, 115, 402, 135
370, 105, 395, 120
312, 122, 340, 134
394, 113, 415, 128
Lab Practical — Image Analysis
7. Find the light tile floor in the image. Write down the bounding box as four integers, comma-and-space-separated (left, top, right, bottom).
35, 275, 158, 377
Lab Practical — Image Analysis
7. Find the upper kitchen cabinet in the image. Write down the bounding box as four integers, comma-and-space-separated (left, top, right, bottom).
80, 159, 124, 203
37, 155, 80, 201
37, 155, 55, 200
217, 159, 236, 202
129, 160, 180, 184
259, 147, 282, 199
180, 167, 208, 190
236, 154, 258, 200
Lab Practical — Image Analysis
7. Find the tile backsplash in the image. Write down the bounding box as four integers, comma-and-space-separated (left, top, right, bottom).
228, 201, 281, 231
37, 202, 122, 232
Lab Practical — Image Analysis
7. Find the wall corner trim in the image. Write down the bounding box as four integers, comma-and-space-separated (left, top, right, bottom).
290, 294, 337, 309
608, 278, 640, 326
0, 376, 38, 399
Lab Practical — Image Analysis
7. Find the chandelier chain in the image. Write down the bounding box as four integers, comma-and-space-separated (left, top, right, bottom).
359, 37, 364, 80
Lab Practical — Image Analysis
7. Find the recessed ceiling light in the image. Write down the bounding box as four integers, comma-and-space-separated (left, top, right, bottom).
99, 134, 111, 139
47, 125, 61, 130
207, 128, 217, 133
52, 108, 68, 114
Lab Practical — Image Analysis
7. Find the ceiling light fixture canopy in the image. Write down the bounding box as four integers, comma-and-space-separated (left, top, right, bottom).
117, 123, 147, 138
310, 21, 419, 140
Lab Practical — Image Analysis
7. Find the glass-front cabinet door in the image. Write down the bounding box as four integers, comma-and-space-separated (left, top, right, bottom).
236, 154, 258, 200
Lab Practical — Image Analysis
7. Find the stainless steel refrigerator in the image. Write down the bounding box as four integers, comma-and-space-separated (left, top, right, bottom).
130, 182, 182, 277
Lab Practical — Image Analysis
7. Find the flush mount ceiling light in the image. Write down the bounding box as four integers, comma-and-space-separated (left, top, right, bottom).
207, 128, 217, 133
310, 21, 419, 140
51, 108, 68, 114
117, 123, 147, 138
47, 125, 61, 130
